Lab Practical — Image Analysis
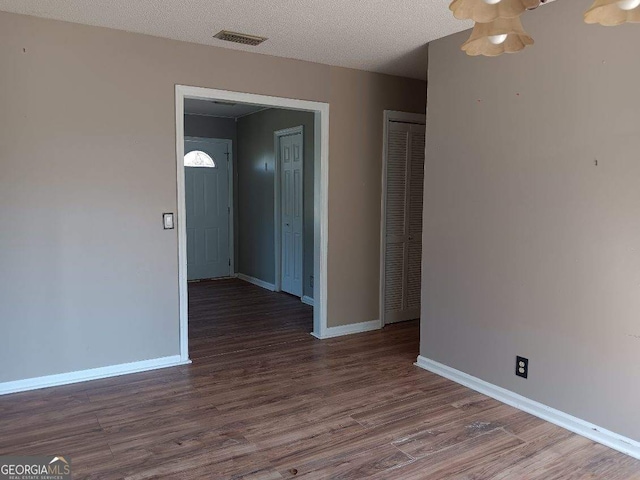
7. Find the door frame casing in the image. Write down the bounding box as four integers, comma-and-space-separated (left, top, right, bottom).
274, 125, 304, 295
379, 110, 426, 327
176, 85, 330, 360
184, 136, 235, 279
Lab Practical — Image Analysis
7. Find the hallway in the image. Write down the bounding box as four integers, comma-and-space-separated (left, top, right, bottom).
188, 278, 313, 360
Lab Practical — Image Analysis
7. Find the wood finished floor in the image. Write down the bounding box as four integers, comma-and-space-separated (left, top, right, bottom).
1, 278, 639, 479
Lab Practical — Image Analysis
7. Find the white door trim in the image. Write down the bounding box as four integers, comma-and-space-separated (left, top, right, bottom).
176, 85, 330, 360
379, 110, 426, 327
184, 136, 234, 277
274, 125, 304, 295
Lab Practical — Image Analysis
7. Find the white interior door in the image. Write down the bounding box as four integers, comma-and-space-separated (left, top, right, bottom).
184, 139, 231, 281
280, 131, 304, 297
383, 122, 425, 324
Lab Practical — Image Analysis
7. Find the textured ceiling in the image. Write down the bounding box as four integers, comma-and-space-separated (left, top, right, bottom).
0, 0, 475, 80
184, 99, 267, 118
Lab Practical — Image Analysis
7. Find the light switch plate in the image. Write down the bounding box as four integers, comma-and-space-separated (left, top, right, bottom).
163, 213, 174, 230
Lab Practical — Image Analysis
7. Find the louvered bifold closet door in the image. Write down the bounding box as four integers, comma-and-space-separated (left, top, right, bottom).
384, 122, 425, 324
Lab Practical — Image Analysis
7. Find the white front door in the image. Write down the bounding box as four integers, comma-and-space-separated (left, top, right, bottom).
280, 131, 304, 297
184, 139, 231, 281
383, 122, 426, 324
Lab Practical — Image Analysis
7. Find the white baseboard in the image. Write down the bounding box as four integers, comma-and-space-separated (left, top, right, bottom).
302, 296, 315, 307
311, 319, 381, 340
415, 355, 640, 460
0, 355, 191, 396
237, 273, 276, 292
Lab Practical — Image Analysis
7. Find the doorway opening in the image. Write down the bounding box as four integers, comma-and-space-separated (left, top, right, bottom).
175, 86, 329, 362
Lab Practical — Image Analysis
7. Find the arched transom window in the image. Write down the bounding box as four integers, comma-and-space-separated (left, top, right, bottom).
184, 150, 216, 168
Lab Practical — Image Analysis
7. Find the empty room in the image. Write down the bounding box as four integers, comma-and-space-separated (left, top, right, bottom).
1, 0, 639, 478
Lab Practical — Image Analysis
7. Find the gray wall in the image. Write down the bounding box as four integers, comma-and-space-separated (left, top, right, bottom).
184, 114, 239, 268
423, 0, 640, 440
0, 11, 425, 384
236, 109, 315, 299
184, 114, 236, 141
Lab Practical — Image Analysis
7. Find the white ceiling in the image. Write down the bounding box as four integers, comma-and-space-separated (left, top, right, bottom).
0, 0, 475, 80
184, 99, 268, 118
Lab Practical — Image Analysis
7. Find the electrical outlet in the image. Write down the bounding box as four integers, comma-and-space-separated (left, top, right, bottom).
516, 356, 529, 379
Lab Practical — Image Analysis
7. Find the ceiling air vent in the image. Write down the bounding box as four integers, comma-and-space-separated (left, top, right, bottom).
213, 30, 267, 47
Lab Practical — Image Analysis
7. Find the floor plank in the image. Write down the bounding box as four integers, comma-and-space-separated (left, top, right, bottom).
0, 278, 638, 479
